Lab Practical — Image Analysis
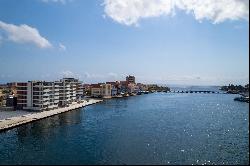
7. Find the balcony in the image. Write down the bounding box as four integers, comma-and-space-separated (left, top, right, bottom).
43, 89, 51, 93
43, 93, 50, 97
42, 101, 50, 105
43, 98, 49, 101
65, 84, 70, 88
54, 92, 59, 96
54, 100, 59, 103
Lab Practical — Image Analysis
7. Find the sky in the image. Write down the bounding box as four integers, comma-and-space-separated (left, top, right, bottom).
0, 0, 249, 86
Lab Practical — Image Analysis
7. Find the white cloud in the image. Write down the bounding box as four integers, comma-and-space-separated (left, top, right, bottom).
0, 20, 52, 48
61, 70, 80, 78
103, 0, 249, 26
59, 43, 66, 51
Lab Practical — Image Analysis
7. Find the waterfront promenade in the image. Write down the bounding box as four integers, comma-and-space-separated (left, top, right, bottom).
0, 99, 102, 132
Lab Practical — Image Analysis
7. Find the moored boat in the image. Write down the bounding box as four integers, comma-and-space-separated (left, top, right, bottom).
234, 96, 249, 103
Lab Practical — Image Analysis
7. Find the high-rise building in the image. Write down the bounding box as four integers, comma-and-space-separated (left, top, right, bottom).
126, 75, 135, 84
16, 81, 59, 111
16, 78, 83, 111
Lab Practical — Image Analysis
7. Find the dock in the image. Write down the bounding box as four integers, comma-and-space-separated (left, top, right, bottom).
0, 99, 102, 132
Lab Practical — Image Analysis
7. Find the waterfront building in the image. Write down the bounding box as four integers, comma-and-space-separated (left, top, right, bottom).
56, 78, 83, 106
126, 75, 135, 84
60, 78, 77, 103
134, 85, 140, 93
106, 82, 118, 96
127, 83, 136, 94
90, 84, 102, 98
54, 81, 69, 107
120, 81, 129, 93
91, 83, 112, 98
16, 78, 83, 111
101, 83, 112, 98
137, 83, 148, 91
83, 84, 91, 96
58, 78, 84, 105
16, 81, 59, 111
114, 81, 122, 94
76, 82, 84, 100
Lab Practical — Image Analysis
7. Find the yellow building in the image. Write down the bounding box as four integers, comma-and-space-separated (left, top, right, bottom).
91, 83, 111, 98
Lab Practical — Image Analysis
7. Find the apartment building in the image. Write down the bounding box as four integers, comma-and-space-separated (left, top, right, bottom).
59, 78, 76, 105
16, 78, 83, 111
16, 81, 59, 111
76, 81, 84, 100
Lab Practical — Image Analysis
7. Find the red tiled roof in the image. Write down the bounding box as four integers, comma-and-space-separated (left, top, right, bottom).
91, 84, 101, 88
106, 82, 116, 85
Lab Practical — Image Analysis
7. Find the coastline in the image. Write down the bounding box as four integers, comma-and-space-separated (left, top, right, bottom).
0, 93, 149, 132
0, 99, 102, 132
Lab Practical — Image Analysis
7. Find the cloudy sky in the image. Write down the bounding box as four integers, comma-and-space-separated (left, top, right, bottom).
0, 0, 249, 85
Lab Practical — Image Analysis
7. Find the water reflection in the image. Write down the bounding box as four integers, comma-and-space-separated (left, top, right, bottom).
16, 108, 83, 141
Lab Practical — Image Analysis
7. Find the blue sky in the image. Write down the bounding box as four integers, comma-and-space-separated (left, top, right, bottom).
0, 0, 249, 85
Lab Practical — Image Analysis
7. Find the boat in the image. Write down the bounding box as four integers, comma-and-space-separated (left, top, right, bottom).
234, 96, 249, 103
137, 92, 142, 95
122, 93, 129, 97
114, 94, 123, 98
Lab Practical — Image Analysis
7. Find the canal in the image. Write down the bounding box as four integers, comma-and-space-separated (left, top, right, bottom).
0, 91, 249, 164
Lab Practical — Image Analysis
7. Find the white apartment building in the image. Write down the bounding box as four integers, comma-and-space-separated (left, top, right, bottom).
17, 81, 59, 111
59, 78, 84, 103
76, 82, 84, 100
16, 78, 83, 111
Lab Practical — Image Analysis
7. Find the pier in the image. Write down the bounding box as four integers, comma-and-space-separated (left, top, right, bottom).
0, 99, 102, 132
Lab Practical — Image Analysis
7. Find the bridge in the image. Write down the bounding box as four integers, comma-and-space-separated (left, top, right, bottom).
169, 90, 225, 94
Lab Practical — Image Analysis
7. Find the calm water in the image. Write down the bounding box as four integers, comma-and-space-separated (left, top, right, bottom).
0, 92, 249, 165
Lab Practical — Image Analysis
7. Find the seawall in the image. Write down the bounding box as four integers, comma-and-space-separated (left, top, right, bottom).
0, 99, 103, 132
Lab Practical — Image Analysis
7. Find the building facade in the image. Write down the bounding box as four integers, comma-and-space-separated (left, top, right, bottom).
16, 78, 83, 111
16, 81, 59, 111
106, 82, 118, 96
91, 83, 112, 98
126, 75, 135, 84
91, 84, 102, 98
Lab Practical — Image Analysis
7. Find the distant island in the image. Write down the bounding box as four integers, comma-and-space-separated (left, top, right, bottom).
220, 84, 249, 103
220, 84, 249, 95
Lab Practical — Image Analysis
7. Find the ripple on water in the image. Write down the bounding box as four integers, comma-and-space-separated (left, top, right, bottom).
0, 93, 249, 165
